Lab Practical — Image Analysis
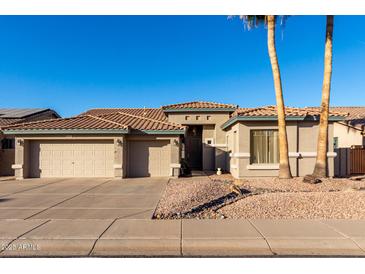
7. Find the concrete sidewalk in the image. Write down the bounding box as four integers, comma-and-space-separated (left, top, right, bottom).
1, 219, 365, 257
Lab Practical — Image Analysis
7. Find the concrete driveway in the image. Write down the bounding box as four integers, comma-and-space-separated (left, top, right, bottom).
1, 178, 365, 257
0, 177, 168, 220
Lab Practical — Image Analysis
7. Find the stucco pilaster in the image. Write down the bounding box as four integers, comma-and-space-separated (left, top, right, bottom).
287, 122, 298, 176
170, 137, 181, 177
113, 136, 125, 178
13, 138, 25, 180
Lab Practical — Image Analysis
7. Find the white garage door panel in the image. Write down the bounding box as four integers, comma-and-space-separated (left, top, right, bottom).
128, 140, 170, 177
31, 140, 114, 178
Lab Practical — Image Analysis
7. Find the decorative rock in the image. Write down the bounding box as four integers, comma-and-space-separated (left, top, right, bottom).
230, 184, 243, 195
303, 174, 322, 184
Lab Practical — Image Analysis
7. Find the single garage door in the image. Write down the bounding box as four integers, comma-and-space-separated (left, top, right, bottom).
29, 140, 114, 178
128, 140, 170, 177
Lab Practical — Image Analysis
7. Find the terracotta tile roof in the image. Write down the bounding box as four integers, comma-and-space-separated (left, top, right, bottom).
3, 115, 129, 130
234, 106, 347, 118
0, 118, 24, 128
96, 112, 185, 131
162, 101, 238, 110
329, 107, 365, 123
80, 108, 167, 121
3, 112, 185, 132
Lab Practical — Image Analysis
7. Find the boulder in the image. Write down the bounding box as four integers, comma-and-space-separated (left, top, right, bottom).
303, 174, 322, 184
230, 184, 243, 195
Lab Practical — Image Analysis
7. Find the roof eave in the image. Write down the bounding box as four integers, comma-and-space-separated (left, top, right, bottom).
3, 128, 185, 135
221, 116, 304, 129
329, 116, 347, 121
130, 129, 186, 135
50, 110, 62, 118
221, 115, 347, 130
3, 128, 130, 135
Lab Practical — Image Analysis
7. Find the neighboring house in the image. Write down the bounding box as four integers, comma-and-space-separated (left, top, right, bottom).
329, 107, 365, 177
331, 107, 365, 148
2, 102, 346, 180
0, 108, 60, 176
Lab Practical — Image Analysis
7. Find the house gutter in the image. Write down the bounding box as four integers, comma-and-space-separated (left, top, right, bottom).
138, 130, 185, 135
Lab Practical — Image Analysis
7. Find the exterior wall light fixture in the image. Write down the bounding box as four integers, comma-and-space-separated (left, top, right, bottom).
17, 139, 24, 146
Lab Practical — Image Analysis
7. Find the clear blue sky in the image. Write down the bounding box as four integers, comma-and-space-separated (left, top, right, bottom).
0, 16, 364, 117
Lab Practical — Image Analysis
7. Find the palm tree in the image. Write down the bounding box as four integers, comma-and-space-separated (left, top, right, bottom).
239, 15, 292, 179
312, 15, 334, 178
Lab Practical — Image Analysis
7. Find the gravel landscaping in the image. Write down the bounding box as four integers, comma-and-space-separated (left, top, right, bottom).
154, 175, 231, 219
218, 191, 365, 219
208, 173, 365, 193
154, 173, 365, 219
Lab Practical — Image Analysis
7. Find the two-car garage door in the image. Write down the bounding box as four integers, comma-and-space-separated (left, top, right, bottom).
28, 139, 171, 178
29, 140, 114, 178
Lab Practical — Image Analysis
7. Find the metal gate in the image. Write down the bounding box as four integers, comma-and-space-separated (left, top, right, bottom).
350, 147, 365, 174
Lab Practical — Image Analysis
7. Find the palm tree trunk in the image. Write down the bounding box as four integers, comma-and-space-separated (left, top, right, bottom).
267, 15, 292, 179
312, 15, 334, 178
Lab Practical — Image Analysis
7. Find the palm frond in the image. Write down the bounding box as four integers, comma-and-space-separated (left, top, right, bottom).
230, 15, 290, 31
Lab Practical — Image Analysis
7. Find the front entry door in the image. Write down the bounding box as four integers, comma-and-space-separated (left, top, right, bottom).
185, 125, 202, 170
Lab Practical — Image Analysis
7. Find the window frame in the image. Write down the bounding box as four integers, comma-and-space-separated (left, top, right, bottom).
250, 129, 279, 165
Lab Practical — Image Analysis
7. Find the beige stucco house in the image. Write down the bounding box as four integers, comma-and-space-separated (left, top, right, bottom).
0, 108, 60, 176
331, 107, 365, 148
2, 102, 347, 180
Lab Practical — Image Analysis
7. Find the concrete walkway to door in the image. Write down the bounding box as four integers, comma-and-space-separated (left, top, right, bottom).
0, 177, 168, 220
